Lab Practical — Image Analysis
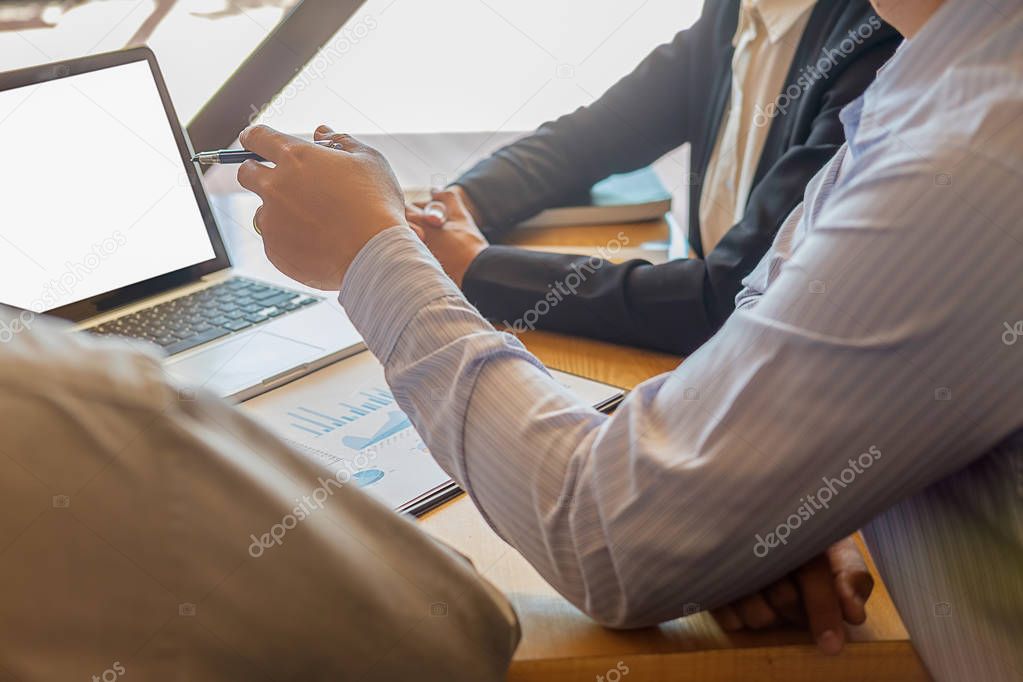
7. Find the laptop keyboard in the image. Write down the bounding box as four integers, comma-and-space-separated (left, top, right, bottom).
88, 277, 320, 356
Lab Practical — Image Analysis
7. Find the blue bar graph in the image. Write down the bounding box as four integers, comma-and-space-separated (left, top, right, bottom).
287, 387, 401, 441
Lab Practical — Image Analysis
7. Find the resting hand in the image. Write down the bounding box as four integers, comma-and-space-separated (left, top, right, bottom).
710, 536, 874, 655
405, 188, 489, 287
236, 124, 409, 290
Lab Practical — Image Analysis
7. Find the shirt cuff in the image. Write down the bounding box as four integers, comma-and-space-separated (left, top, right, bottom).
339, 226, 463, 362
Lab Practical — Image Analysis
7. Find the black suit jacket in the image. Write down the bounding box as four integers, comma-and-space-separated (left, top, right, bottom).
456, 0, 901, 355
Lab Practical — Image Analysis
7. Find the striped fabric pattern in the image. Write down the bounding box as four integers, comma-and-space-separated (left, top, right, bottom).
340, 1, 1023, 678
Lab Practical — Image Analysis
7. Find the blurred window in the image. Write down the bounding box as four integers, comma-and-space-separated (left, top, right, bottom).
254, 0, 702, 134
0, 0, 301, 121
1, 0, 703, 132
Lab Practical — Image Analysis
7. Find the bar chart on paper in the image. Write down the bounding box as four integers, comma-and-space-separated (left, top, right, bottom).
240, 352, 453, 511
286, 386, 412, 446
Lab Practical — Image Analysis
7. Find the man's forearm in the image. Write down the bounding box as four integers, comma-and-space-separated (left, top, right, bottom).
341, 147, 1017, 627
457, 32, 902, 349
340, 229, 849, 626
462, 247, 720, 355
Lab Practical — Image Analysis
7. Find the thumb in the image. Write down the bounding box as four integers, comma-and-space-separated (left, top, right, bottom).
422, 200, 448, 226
313, 124, 335, 141
429, 187, 469, 220
406, 204, 444, 230
827, 536, 873, 625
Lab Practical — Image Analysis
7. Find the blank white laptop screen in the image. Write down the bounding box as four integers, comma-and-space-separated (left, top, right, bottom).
0, 60, 215, 313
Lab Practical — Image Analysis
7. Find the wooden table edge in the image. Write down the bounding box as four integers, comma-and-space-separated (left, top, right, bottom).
508, 641, 930, 681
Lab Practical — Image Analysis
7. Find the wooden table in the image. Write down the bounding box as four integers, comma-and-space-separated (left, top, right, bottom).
209, 184, 929, 681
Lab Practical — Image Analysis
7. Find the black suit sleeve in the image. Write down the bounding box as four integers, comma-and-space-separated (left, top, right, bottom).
454, 5, 721, 241
461, 40, 899, 355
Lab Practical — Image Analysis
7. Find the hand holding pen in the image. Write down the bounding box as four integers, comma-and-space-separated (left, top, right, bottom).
199, 131, 450, 225
191, 138, 343, 165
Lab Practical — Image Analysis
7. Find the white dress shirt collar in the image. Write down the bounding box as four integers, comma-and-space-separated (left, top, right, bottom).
700, 0, 816, 253
736, 0, 818, 46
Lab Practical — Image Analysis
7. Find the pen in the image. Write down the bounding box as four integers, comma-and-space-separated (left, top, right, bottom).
191, 139, 337, 165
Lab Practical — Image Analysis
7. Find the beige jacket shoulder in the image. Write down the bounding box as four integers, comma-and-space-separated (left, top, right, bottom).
0, 311, 518, 681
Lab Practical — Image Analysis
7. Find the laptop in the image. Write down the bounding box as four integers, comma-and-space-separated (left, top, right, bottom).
0, 48, 364, 401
